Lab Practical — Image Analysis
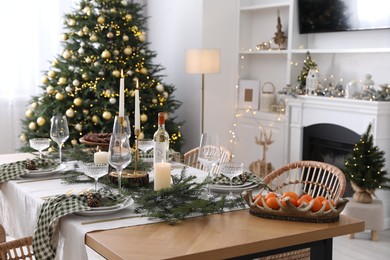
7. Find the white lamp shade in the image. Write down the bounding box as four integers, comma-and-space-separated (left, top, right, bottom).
185, 49, 221, 74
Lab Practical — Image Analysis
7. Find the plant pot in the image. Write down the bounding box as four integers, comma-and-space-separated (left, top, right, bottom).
351, 181, 373, 203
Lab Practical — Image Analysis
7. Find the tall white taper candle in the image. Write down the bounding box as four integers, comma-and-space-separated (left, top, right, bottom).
135, 79, 140, 130
119, 70, 125, 117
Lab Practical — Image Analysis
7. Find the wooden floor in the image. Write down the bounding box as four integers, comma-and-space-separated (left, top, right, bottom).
333, 229, 390, 260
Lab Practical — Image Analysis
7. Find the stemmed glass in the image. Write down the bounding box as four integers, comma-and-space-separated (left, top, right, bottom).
108, 134, 132, 189
137, 139, 154, 161
29, 138, 51, 158
113, 115, 131, 140
50, 115, 69, 163
198, 133, 222, 199
83, 163, 109, 191
220, 162, 244, 200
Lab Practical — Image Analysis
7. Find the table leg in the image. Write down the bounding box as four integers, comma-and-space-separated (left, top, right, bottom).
310, 238, 332, 260
371, 230, 379, 241
349, 233, 355, 239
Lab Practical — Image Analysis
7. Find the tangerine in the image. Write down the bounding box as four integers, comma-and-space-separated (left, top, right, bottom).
253, 193, 264, 207
281, 197, 298, 207
297, 197, 310, 207
300, 194, 313, 202
321, 200, 331, 211
315, 195, 326, 203
265, 196, 280, 210
265, 192, 278, 200
281, 191, 299, 201
310, 198, 322, 212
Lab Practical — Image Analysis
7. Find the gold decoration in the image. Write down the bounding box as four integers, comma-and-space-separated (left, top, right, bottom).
101, 50, 111, 59
47, 70, 56, 78
58, 77, 67, 85
55, 93, 64, 100
97, 16, 105, 24
249, 128, 274, 178
74, 98, 83, 106
124, 46, 132, 55
36, 117, 46, 126
92, 115, 99, 123
102, 111, 112, 120
66, 108, 75, 118
46, 86, 54, 94
29, 122, 37, 130
140, 113, 148, 122
25, 109, 33, 118
273, 9, 287, 50
41, 75, 49, 84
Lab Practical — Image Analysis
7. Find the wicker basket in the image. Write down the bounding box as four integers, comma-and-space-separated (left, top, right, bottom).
243, 161, 349, 223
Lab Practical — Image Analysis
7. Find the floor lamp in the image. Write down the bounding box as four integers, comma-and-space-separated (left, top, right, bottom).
185, 49, 220, 134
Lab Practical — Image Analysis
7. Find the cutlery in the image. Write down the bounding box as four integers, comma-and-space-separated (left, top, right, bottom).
80, 214, 144, 225
41, 188, 75, 200
16, 176, 63, 184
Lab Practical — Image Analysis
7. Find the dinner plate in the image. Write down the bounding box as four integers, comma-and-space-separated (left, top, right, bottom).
24, 164, 67, 178
209, 182, 259, 193
74, 197, 134, 216
209, 181, 254, 189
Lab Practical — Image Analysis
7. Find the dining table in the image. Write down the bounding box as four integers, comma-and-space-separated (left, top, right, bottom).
0, 152, 364, 259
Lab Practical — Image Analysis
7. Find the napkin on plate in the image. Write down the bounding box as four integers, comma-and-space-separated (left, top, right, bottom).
212, 172, 265, 186
0, 158, 58, 182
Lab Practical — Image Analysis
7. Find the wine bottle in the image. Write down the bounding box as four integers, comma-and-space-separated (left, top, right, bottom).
153, 112, 169, 163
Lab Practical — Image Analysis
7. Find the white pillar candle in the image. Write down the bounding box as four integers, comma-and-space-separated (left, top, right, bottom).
94, 150, 109, 164
134, 79, 140, 131
119, 70, 125, 117
154, 162, 171, 191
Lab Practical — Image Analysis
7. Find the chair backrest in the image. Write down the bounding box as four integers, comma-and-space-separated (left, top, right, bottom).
0, 236, 34, 260
183, 146, 232, 173
0, 225, 5, 243
262, 160, 346, 202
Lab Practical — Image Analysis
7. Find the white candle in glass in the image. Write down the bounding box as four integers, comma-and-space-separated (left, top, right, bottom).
134, 79, 140, 131
154, 162, 171, 190
119, 70, 125, 117
94, 150, 109, 164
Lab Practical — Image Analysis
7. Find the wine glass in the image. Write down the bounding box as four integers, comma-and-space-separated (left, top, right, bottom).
83, 163, 109, 191
29, 138, 51, 158
50, 115, 69, 163
112, 115, 131, 140
219, 162, 244, 200
137, 139, 154, 161
198, 133, 222, 199
108, 134, 132, 189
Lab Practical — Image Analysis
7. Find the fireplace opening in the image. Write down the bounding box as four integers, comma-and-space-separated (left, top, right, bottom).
302, 123, 360, 197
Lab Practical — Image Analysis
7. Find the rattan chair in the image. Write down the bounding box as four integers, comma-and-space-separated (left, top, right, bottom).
257, 160, 346, 260
183, 146, 232, 173
0, 225, 5, 244
0, 236, 34, 260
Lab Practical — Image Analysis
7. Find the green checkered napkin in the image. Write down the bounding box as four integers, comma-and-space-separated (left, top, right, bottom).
212, 171, 264, 186
33, 190, 127, 259
0, 158, 58, 183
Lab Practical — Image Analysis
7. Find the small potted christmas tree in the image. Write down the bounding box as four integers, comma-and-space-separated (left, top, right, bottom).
344, 124, 390, 203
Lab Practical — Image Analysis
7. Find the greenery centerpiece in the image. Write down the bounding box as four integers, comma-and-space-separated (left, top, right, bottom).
344, 124, 390, 203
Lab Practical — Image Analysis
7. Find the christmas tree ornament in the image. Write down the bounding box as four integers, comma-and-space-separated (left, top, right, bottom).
163, 91, 169, 98
82, 26, 89, 34
93, 61, 100, 67
121, 0, 128, 6
156, 83, 164, 92
306, 69, 319, 95
140, 67, 147, 75
98, 70, 105, 76
36, 117, 46, 126
75, 123, 82, 131
68, 19, 76, 26
58, 77, 67, 85
112, 70, 120, 78
82, 73, 89, 80
83, 6, 91, 15
85, 57, 92, 63
126, 70, 133, 76
140, 113, 148, 122
62, 50, 71, 59
138, 131, 145, 140
47, 70, 56, 78
83, 109, 89, 115
102, 111, 112, 120
31, 102, 38, 110
113, 50, 119, 56
41, 75, 49, 84
61, 34, 68, 41
92, 115, 99, 123
72, 79, 80, 87
273, 9, 287, 49
52, 59, 58, 66
46, 86, 54, 94
109, 97, 116, 104
69, 66, 74, 71
55, 93, 64, 100
107, 32, 114, 38
152, 98, 158, 104
20, 133, 27, 142
78, 47, 85, 54
71, 139, 78, 145
97, 16, 105, 24
90, 34, 98, 42
125, 14, 132, 21
66, 108, 75, 118
124, 46, 132, 55
73, 97, 83, 106
77, 30, 84, 37
101, 50, 111, 59
123, 35, 129, 41
139, 33, 146, 42
29, 122, 37, 130
109, 8, 116, 13
25, 109, 33, 118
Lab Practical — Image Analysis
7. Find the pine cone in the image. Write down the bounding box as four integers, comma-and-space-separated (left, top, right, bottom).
25, 159, 37, 170
85, 191, 102, 208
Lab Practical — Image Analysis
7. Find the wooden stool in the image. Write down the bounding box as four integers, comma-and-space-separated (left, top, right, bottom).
343, 197, 384, 241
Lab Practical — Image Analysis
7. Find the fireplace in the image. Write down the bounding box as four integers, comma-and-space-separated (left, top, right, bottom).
286, 95, 390, 228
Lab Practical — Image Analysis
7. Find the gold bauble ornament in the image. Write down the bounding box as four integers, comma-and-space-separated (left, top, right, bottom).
31, 102, 38, 110
125, 14, 132, 21
62, 50, 71, 59
101, 50, 111, 59
65, 86, 73, 93
92, 115, 99, 123
46, 86, 54, 94
41, 75, 49, 84
85, 57, 92, 63
75, 123, 82, 131
139, 33, 146, 42
156, 83, 164, 92
90, 34, 98, 42
124, 46, 132, 55
48, 147, 55, 153
110, 8, 116, 13
19, 133, 27, 142
140, 114, 148, 123
25, 109, 33, 118
121, 0, 128, 6
107, 32, 114, 38
123, 35, 129, 41
73, 98, 83, 106
163, 91, 169, 98
47, 70, 56, 78
102, 111, 112, 120
97, 16, 105, 24
109, 97, 116, 104
72, 79, 80, 87
77, 30, 84, 37
36, 117, 46, 126
138, 132, 145, 140
58, 77, 67, 85
82, 26, 89, 34
112, 70, 121, 78
83, 109, 89, 115
66, 108, 75, 118
68, 19, 76, 26
61, 34, 68, 41
82, 73, 88, 80
113, 50, 119, 56
29, 122, 37, 130
152, 98, 158, 104
71, 139, 78, 145
55, 93, 64, 100
83, 6, 91, 15
139, 67, 147, 75
52, 59, 58, 66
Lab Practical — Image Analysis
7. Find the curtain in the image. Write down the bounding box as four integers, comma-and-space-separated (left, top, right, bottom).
0, 0, 76, 154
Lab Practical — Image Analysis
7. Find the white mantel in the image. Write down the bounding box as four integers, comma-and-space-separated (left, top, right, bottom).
286, 96, 390, 228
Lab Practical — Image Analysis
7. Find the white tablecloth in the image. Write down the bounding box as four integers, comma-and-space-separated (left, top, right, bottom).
0, 153, 208, 260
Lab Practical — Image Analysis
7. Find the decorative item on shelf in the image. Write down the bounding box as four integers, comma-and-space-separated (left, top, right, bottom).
238, 80, 260, 110
256, 41, 270, 51
344, 124, 390, 203
273, 9, 287, 50
363, 73, 375, 91
271, 99, 286, 114
297, 51, 317, 92
260, 82, 276, 112
249, 128, 274, 179
305, 68, 319, 95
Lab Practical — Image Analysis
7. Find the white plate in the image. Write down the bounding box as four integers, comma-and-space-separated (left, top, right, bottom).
209, 181, 254, 189
209, 183, 259, 193
24, 164, 67, 178
74, 197, 134, 216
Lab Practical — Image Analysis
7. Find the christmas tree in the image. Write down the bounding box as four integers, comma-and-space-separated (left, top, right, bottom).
344, 124, 390, 191
297, 51, 317, 90
19, 0, 184, 151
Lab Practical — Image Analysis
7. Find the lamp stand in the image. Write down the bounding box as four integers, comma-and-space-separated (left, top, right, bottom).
201, 73, 205, 134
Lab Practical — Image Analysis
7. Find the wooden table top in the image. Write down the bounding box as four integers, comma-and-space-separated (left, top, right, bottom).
85, 210, 364, 260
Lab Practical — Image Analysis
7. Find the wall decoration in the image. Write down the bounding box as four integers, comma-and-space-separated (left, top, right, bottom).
238, 80, 260, 110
